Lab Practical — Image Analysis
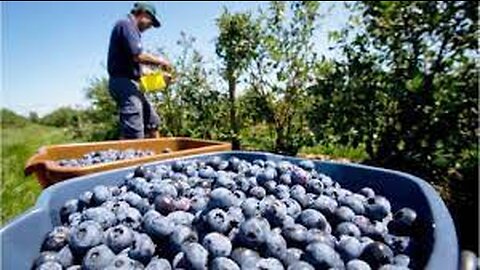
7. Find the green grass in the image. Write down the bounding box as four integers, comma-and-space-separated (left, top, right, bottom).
1, 124, 74, 224
299, 143, 368, 162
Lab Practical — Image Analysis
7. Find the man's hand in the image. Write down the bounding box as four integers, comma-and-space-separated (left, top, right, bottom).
134, 53, 171, 70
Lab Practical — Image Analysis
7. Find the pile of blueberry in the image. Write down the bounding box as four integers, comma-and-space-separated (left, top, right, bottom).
57, 149, 155, 167
34, 156, 423, 269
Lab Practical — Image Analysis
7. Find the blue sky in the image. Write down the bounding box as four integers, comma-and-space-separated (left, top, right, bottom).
2, 1, 349, 116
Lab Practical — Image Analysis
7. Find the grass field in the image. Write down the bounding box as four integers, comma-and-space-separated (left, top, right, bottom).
1, 124, 75, 224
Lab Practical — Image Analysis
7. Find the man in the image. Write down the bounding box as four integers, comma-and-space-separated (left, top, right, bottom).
107, 2, 171, 139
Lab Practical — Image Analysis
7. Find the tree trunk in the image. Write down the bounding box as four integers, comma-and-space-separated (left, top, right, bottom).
228, 70, 240, 150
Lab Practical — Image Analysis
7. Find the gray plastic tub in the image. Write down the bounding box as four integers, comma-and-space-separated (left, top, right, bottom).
0, 151, 459, 269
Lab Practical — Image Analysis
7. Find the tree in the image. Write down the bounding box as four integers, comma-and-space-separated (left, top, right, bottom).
247, 1, 320, 155
307, 1, 478, 251
153, 32, 230, 140
216, 9, 260, 149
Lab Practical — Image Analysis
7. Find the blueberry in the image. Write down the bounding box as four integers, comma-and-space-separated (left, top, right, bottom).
33, 251, 59, 268
190, 196, 209, 213
241, 198, 260, 218
170, 225, 198, 251
68, 212, 83, 227
56, 246, 74, 268
231, 248, 261, 269
238, 217, 269, 248
92, 185, 112, 206
199, 167, 216, 179
265, 231, 288, 260
151, 183, 178, 199
257, 168, 277, 186
291, 168, 309, 185
339, 196, 365, 215
167, 210, 193, 227
283, 198, 302, 219
202, 232, 232, 257
128, 233, 155, 265
346, 259, 372, 270
249, 186, 267, 200
41, 226, 70, 251
105, 201, 130, 215
335, 222, 361, 238
69, 221, 104, 256
263, 180, 278, 194
211, 257, 240, 270
353, 215, 372, 234
82, 245, 115, 270
383, 234, 413, 254
253, 159, 265, 167
209, 188, 236, 209
306, 179, 324, 194
133, 166, 146, 178
312, 195, 338, 217
279, 173, 292, 185
232, 190, 246, 206
145, 257, 172, 270
336, 236, 363, 261
172, 252, 187, 268
263, 199, 288, 227
287, 261, 315, 270
82, 207, 117, 230
105, 225, 134, 254
215, 174, 237, 190
60, 199, 81, 224
303, 242, 344, 269
276, 161, 292, 174
218, 161, 229, 170
185, 166, 198, 178
333, 206, 356, 224
388, 208, 417, 236
235, 176, 251, 192
116, 207, 142, 230
283, 248, 304, 266
297, 209, 328, 230
228, 157, 241, 171
182, 242, 208, 270
282, 224, 308, 248
255, 258, 284, 270
305, 229, 335, 247
265, 160, 277, 168
228, 207, 245, 227
290, 185, 308, 208
154, 195, 176, 215
206, 208, 232, 233
364, 221, 389, 241
143, 212, 175, 240
299, 160, 315, 170
172, 161, 185, 172
105, 254, 144, 270
207, 156, 223, 169
359, 242, 394, 269
79, 191, 94, 208
393, 254, 410, 267
36, 261, 63, 270
274, 185, 290, 200
365, 196, 391, 221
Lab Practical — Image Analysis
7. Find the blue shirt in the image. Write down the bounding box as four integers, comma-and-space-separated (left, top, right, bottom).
107, 15, 143, 80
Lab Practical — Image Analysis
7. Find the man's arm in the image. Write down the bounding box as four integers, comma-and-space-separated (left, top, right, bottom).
134, 53, 171, 70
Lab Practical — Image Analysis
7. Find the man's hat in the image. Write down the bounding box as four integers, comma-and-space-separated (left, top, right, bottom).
133, 2, 161, 28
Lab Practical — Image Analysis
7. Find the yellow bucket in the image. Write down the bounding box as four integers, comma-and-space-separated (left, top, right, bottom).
139, 71, 167, 92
